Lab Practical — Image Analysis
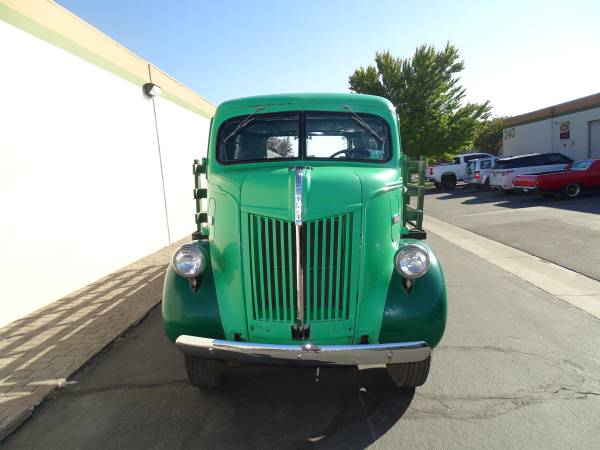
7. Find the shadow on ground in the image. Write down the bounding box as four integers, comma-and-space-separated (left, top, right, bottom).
4, 307, 414, 450
0, 262, 167, 426
426, 184, 600, 214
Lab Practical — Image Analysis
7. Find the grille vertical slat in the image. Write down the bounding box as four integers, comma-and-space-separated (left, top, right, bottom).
246, 213, 353, 324
319, 219, 327, 321
272, 219, 280, 321
256, 217, 266, 319
264, 219, 273, 320
334, 216, 343, 320
279, 220, 288, 322
306, 222, 312, 322
249, 215, 259, 319
287, 221, 295, 320
342, 213, 351, 320
324, 219, 335, 320
313, 220, 319, 322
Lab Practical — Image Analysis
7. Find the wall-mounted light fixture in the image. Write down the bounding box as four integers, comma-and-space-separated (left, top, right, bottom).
142, 82, 162, 98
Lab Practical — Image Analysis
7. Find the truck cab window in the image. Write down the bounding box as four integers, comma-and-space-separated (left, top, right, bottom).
218, 114, 299, 162
305, 112, 389, 161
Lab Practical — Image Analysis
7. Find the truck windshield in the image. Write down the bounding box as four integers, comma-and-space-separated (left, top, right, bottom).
217, 112, 390, 163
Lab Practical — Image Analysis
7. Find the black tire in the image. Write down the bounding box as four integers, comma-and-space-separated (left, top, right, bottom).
433, 181, 441, 190
483, 178, 491, 191
387, 355, 431, 387
441, 175, 457, 191
564, 182, 582, 198
184, 355, 226, 388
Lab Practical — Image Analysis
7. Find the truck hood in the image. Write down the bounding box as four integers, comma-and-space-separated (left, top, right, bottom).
240, 166, 362, 221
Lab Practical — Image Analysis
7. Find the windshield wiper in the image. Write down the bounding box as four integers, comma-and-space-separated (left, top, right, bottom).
344, 104, 384, 144
223, 106, 264, 144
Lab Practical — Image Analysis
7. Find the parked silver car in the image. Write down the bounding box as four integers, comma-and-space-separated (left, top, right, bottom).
465, 156, 497, 190
490, 153, 573, 192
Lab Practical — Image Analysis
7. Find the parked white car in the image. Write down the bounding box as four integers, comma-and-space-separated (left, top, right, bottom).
489, 153, 573, 192
465, 156, 497, 190
427, 152, 493, 190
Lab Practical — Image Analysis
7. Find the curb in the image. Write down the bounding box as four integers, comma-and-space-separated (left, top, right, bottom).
424, 214, 600, 320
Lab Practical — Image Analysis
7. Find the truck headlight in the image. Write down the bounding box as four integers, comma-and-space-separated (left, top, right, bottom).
395, 244, 429, 279
172, 243, 207, 278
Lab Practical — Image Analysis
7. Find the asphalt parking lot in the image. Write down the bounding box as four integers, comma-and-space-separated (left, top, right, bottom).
4, 234, 600, 450
424, 185, 600, 281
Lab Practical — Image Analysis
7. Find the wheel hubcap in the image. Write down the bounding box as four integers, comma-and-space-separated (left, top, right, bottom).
566, 184, 579, 197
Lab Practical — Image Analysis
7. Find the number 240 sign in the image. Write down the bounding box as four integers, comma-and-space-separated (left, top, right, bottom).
503, 128, 515, 140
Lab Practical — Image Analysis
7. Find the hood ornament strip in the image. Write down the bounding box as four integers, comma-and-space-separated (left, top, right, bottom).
294, 167, 304, 225
292, 166, 308, 337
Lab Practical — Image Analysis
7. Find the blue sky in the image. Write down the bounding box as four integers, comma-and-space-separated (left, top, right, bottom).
58, 0, 600, 117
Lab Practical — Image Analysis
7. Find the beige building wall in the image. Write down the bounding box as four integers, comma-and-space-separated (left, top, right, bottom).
0, 1, 215, 327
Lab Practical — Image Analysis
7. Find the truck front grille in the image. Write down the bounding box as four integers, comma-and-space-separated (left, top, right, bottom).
246, 213, 354, 323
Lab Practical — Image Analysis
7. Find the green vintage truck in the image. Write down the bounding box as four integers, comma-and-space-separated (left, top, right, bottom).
162, 93, 446, 388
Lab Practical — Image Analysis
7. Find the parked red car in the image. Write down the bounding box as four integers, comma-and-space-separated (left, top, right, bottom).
512, 159, 600, 198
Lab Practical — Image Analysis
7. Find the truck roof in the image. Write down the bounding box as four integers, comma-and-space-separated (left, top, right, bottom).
217, 92, 395, 112
458, 152, 493, 157
497, 153, 540, 161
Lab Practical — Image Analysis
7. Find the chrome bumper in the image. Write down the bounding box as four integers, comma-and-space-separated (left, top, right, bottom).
175, 335, 430, 366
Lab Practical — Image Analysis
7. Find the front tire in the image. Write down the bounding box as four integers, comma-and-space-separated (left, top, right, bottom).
387, 356, 431, 387
184, 355, 226, 388
564, 182, 582, 198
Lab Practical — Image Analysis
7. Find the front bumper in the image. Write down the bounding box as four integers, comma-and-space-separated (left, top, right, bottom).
175, 335, 430, 366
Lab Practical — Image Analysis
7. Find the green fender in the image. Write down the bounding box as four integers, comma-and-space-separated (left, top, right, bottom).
162, 241, 225, 343
378, 240, 447, 348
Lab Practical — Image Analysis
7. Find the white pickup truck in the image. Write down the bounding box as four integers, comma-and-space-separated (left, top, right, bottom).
427, 152, 494, 190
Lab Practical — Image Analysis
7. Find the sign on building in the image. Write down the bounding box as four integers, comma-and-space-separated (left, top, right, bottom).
559, 121, 570, 140
503, 127, 515, 140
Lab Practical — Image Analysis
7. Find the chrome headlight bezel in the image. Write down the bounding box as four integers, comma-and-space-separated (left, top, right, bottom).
394, 244, 430, 279
172, 243, 207, 279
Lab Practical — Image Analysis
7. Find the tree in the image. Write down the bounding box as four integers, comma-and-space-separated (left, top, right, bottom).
349, 43, 491, 158
267, 136, 294, 157
474, 117, 504, 155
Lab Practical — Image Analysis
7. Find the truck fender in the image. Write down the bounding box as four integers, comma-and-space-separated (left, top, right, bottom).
162, 240, 225, 343
378, 240, 447, 348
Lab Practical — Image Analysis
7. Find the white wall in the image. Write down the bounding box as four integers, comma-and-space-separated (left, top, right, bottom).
154, 96, 209, 242
502, 119, 552, 157
0, 20, 210, 327
550, 107, 600, 158
503, 106, 600, 159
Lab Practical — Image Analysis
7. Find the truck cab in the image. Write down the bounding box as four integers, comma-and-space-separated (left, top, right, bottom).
162, 93, 447, 388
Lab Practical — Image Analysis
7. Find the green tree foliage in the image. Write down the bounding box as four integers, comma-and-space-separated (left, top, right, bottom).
474, 117, 504, 155
267, 136, 294, 157
349, 43, 491, 158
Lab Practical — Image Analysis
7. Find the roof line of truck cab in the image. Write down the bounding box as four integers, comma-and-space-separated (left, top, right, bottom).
216, 93, 396, 113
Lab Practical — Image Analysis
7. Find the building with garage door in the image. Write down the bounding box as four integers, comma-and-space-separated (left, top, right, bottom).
502, 92, 600, 160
